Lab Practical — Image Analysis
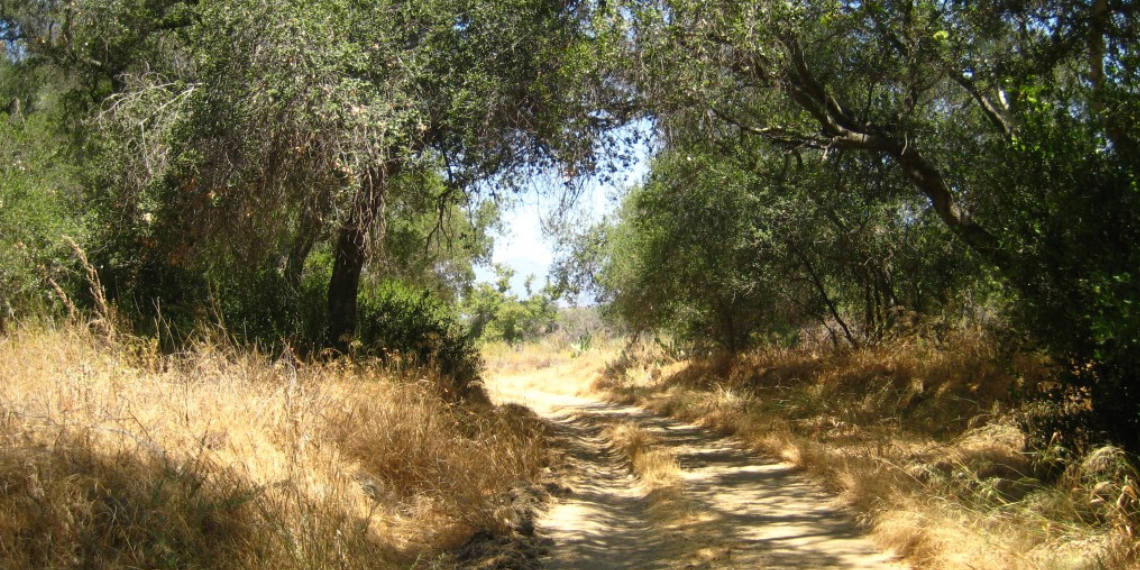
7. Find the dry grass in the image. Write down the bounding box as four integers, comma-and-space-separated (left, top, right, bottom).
481, 337, 623, 378
482, 340, 575, 375
0, 323, 547, 570
595, 333, 1140, 570
604, 422, 681, 489
482, 340, 622, 408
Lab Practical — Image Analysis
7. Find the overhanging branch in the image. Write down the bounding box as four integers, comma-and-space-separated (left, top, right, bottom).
729, 36, 1013, 273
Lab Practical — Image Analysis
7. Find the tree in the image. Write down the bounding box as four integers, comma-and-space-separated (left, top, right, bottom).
461, 264, 560, 345
5, 0, 631, 347
620, 0, 1135, 263
613, 0, 1140, 450
374, 177, 500, 304
567, 120, 988, 352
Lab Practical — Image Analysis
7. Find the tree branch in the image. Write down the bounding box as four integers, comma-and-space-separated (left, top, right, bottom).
710, 107, 825, 150
951, 72, 1015, 138
760, 36, 1013, 273
790, 243, 859, 349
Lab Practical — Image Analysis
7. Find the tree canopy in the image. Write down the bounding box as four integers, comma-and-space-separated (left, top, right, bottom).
4, 0, 1140, 453
564, 0, 1139, 452
3, 0, 631, 346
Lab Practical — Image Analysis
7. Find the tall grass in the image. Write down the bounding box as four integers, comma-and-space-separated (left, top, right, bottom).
596, 332, 1139, 570
0, 323, 546, 569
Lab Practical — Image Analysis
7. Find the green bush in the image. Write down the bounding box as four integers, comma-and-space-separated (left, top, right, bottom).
0, 109, 84, 323
213, 269, 301, 347
357, 281, 483, 401
997, 114, 1140, 455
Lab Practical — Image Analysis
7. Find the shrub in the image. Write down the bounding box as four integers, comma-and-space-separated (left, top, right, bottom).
0, 115, 84, 324
357, 281, 484, 402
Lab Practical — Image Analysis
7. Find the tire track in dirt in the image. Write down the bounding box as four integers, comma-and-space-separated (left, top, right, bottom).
488, 365, 907, 570
537, 401, 672, 570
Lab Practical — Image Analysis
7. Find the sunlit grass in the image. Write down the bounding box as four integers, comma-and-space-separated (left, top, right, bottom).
593, 332, 1139, 570
0, 323, 547, 569
604, 421, 681, 489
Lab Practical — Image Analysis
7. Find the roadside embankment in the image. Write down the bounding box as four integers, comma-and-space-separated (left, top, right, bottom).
0, 324, 548, 570
594, 335, 1139, 570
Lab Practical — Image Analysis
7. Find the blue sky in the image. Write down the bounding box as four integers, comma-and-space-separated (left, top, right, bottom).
473, 182, 611, 298
473, 153, 650, 300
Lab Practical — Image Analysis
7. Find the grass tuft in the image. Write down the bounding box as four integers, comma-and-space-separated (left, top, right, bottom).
604, 422, 681, 489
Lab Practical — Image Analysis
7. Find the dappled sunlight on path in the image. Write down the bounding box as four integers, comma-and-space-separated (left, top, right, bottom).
537, 405, 673, 570
487, 357, 908, 569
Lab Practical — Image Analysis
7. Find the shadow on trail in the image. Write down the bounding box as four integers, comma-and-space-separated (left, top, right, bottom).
537, 395, 905, 570
539, 403, 675, 570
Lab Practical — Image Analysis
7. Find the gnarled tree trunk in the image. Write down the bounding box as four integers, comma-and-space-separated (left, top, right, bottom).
327, 163, 398, 348
284, 200, 325, 298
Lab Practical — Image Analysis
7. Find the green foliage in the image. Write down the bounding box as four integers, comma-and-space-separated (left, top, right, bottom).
0, 122, 73, 315
211, 268, 315, 348
5, 0, 627, 353
995, 110, 1140, 452
462, 265, 560, 345
0, 60, 85, 321
77, 0, 619, 281
597, 0, 1140, 453
356, 281, 482, 399
572, 136, 990, 352
374, 175, 500, 303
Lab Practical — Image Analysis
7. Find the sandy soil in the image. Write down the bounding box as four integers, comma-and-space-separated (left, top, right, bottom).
486, 358, 908, 570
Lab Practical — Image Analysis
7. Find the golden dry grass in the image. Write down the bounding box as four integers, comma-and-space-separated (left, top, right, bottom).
480, 338, 608, 377
594, 333, 1140, 570
481, 339, 623, 408
604, 422, 681, 489
482, 341, 565, 375
0, 323, 547, 570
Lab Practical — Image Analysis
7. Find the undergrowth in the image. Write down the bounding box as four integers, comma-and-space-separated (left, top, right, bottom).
595, 333, 1139, 570
0, 322, 547, 570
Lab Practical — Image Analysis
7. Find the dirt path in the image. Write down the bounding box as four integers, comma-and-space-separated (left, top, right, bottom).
487, 361, 908, 570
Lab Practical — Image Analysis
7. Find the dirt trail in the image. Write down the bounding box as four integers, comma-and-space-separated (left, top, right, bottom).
487, 361, 908, 570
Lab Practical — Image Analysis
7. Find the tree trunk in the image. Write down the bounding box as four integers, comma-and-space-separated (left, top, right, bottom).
778, 38, 1013, 274
327, 164, 396, 348
719, 300, 739, 353
792, 245, 859, 349
284, 201, 324, 297
0, 298, 10, 335
893, 147, 1011, 272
